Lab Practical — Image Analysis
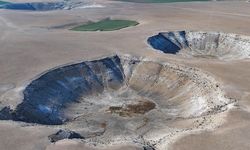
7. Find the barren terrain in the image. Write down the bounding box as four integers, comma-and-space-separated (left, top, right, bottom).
0, 0, 250, 150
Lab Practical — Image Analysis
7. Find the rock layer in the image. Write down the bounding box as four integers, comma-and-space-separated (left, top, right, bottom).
48, 129, 84, 143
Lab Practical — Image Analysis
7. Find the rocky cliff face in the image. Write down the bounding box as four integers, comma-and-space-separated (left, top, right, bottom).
13, 56, 124, 125
148, 31, 250, 60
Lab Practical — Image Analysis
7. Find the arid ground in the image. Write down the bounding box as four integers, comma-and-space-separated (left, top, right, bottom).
0, 0, 250, 150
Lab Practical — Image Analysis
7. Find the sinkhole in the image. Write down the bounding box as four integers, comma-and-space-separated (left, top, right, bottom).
148, 31, 250, 60
0, 1, 88, 11
1, 2, 65, 11
0, 55, 231, 126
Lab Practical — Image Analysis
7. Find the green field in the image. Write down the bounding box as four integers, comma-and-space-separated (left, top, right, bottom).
71, 19, 139, 31
115, 0, 209, 3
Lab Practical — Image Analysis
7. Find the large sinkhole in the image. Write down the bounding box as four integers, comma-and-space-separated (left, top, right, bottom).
148, 31, 250, 60
0, 55, 230, 125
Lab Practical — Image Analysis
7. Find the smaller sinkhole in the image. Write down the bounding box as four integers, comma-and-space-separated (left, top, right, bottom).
148, 31, 250, 60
